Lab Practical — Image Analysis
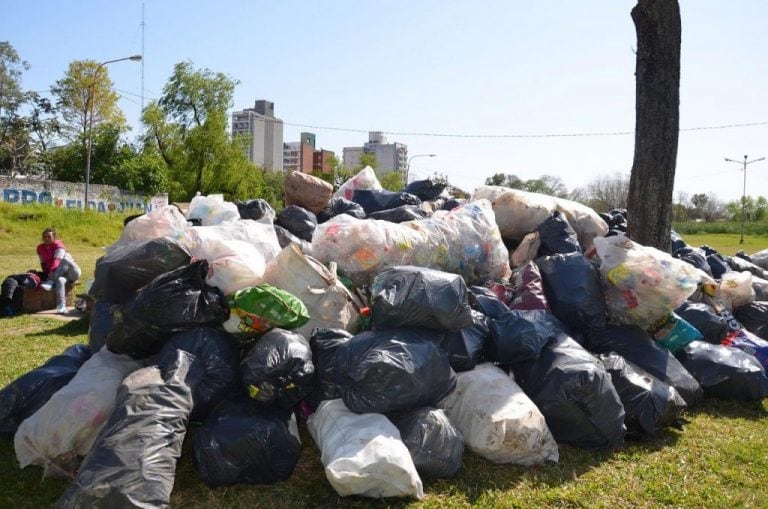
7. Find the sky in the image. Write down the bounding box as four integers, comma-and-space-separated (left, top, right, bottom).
5, 0, 768, 202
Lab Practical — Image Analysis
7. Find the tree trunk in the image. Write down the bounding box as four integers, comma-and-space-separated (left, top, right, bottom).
627, 0, 681, 251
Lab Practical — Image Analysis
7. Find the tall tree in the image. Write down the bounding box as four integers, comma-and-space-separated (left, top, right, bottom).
627, 0, 681, 250
0, 41, 29, 173
51, 60, 126, 143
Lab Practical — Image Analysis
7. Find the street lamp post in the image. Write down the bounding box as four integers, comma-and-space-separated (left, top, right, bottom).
406, 153, 436, 184
724, 154, 765, 244
84, 55, 142, 209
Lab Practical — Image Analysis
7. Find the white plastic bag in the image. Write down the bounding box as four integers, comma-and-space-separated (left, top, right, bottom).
594, 235, 702, 328
472, 186, 608, 251
183, 219, 281, 261
720, 271, 755, 309
115, 205, 189, 247
14, 347, 142, 477
333, 166, 382, 201
261, 244, 361, 336
189, 238, 268, 295
438, 363, 558, 465
311, 199, 510, 286
307, 399, 423, 499
187, 194, 240, 226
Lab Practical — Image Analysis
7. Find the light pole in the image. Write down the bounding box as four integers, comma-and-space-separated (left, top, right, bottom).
84, 55, 142, 209
406, 153, 436, 184
725, 154, 765, 244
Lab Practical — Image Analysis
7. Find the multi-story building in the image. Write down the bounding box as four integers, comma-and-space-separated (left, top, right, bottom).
283, 132, 336, 175
231, 100, 283, 171
313, 149, 336, 174
342, 131, 408, 179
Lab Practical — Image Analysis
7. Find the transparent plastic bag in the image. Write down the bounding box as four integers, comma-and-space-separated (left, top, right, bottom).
333, 166, 382, 201
719, 271, 755, 309
187, 194, 240, 226
115, 205, 189, 247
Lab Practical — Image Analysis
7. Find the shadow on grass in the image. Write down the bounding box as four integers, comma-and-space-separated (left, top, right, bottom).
685, 397, 768, 420
27, 315, 90, 338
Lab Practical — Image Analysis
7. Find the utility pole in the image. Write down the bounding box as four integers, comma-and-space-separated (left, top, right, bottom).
724, 155, 765, 244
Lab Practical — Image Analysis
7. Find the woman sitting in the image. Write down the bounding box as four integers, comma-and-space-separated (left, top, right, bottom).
37, 227, 82, 314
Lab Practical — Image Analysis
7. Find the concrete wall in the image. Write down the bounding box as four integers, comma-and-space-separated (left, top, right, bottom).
0, 177, 168, 213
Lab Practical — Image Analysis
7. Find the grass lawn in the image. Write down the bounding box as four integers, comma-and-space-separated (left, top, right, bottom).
0, 203, 767, 508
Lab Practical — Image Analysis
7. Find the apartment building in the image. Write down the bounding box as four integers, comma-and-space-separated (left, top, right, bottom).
231, 100, 284, 171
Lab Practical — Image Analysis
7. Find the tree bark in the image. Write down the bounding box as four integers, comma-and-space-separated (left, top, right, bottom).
627, 0, 681, 251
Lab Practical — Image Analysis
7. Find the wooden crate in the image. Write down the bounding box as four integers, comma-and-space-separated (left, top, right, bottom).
22, 283, 77, 312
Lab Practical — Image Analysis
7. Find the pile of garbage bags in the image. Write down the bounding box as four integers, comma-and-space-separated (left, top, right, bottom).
1, 168, 767, 503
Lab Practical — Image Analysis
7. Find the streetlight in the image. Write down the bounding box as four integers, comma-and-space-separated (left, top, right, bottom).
725, 154, 765, 244
84, 55, 142, 209
406, 153, 436, 184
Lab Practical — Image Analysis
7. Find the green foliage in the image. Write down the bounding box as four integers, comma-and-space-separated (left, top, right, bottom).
357, 152, 377, 170
484, 172, 568, 198
0, 41, 31, 173
673, 220, 768, 236
51, 60, 126, 142
380, 170, 404, 191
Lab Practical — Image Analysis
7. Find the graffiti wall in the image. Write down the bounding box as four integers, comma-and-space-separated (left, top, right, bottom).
0, 178, 168, 213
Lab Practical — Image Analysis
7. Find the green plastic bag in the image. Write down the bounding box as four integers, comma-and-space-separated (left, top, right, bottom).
648, 312, 702, 353
224, 285, 309, 336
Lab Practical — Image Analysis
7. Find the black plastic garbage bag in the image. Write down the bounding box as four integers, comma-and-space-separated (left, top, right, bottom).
193, 399, 301, 487
404, 179, 447, 201
236, 199, 276, 221
512, 335, 626, 450
702, 245, 731, 279
440, 310, 489, 372
726, 255, 767, 279
276, 205, 317, 242
371, 266, 473, 332
722, 328, 768, 370
307, 328, 354, 408
673, 247, 713, 277
157, 327, 240, 421
442, 198, 465, 211
734, 301, 768, 339
240, 329, 315, 410
488, 309, 566, 365
317, 197, 366, 223
106, 260, 229, 359
536, 252, 608, 337
335, 328, 456, 414
535, 211, 581, 257
670, 229, 687, 253
273, 224, 312, 252
0, 344, 91, 440
88, 301, 116, 352
389, 407, 464, 478
352, 189, 422, 215
674, 341, 768, 401
598, 352, 687, 438
508, 261, 549, 311
367, 204, 428, 223
56, 350, 196, 509
675, 301, 730, 344
90, 237, 191, 304
586, 325, 703, 406
468, 289, 509, 319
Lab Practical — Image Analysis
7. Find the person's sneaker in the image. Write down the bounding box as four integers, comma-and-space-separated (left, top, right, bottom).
56, 304, 67, 314
40, 280, 54, 291
4, 305, 14, 317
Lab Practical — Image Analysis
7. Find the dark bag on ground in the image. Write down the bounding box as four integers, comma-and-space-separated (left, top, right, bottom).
535, 211, 581, 257
726, 255, 767, 279
371, 266, 472, 332
106, 260, 229, 359
675, 301, 730, 344
0, 344, 91, 440
440, 310, 489, 372
88, 301, 116, 352
276, 205, 317, 242
240, 329, 315, 410
193, 399, 301, 487
722, 328, 768, 369
512, 335, 626, 450
403, 178, 446, 201
352, 189, 422, 214
157, 327, 240, 421
56, 350, 195, 509
733, 301, 768, 339
488, 309, 566, 365
674, 341, 768, 401
389, 406, 464, 478
468, 288, 510, 319
670, 229, 687, 253
367, 205, 427, 223
236, 199, 276, 221
598, 352, 687, 438
273, 224, 312, 252
335, 328, 456, 414
536, 252, 608, 338
317, 197, 366, 223
673, 247, 713, 277
702, 245, 731, 279
586, 325, 703, 406
306, 328, 354, 409
90, 238, 191, 304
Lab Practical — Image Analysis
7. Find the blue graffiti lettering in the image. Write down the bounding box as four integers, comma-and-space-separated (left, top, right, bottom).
3, 189, 20, 203
21, 190, 37, 204
65, 199, 79, 209
38, 191, 53, 204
